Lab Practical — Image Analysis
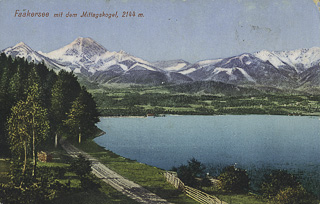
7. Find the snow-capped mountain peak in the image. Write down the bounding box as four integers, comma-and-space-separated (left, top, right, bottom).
3, 42, 45, 63
14, 42, 29, 48
2, 37, 320, 86
254, 49, 287, 69
46, 37, 108, 61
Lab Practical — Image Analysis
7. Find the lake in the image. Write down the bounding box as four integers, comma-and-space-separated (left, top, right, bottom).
95, 115, 320, 170
95, 115, 320, 194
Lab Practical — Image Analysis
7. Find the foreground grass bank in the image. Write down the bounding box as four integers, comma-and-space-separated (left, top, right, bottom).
74, 138, 285, 204
74, 139, 198, 204
0, 145, 138, 204
46, 145, 139, 204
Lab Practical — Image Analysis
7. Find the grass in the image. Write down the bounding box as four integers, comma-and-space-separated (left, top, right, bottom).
0, 159, 10, 183
202, 185, 269, 204
52, 176, 139, 204
74, 139, 198, 204
0, 143, 138, 204
216, 193, 267, 204
41, 143, 139, 204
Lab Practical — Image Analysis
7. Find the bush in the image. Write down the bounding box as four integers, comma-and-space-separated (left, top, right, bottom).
175, 158, 206, 187
200, 177, 212, 187
273, 185, 308, 204
80, 174, 101, 190
0, 179, 68, 204
261, 170, 300, 199
217, 165, 249, 193
37, 166, 67, 179
69, 154, 92, 178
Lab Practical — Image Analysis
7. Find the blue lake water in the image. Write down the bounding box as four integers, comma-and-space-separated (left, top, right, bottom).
95, 115, 320, 171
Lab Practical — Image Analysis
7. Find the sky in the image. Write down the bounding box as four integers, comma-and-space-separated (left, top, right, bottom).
0, 0, 320, 63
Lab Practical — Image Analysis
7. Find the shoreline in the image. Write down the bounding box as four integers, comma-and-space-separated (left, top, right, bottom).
99, 116, 146, 118
98, 113, 320, 118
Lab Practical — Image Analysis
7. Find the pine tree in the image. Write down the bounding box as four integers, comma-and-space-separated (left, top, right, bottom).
64, 87, 99, 143
78, 87, 100, 135
64, 96, 86, 143
50, 76, 67, 147
8, 65, 24, 102
50, 70, 81, 146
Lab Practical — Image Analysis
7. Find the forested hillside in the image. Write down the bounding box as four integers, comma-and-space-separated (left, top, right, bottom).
0, 53, 99, 156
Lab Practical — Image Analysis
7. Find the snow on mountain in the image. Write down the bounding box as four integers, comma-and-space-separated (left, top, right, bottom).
43, 37, 161, 75
2, 37, 320, 87
43, 37, 192, 84
186, 52, 301, 86
152, 59, 190, 72
254, 50, 287, 68
179, 68, 197, 75
253, 47, 320, 74
273, 47, 320, 72
46, 37, 107, 61
178, 59, 222, 75
2, 42, 64, 71
3, 42, 46, 63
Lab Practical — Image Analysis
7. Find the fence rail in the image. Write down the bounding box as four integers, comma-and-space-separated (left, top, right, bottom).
164, 171, 227, 204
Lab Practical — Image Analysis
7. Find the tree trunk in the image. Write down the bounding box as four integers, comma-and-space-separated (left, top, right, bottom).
21, 141, 27, 187
79, 131, 81, 144
23, 141, 27, 175
32, 132, 36, 177
32, 116, 36, 177
55, 133, 58, 148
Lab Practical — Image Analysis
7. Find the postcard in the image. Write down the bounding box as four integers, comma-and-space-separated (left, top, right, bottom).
1, 0, 320, 203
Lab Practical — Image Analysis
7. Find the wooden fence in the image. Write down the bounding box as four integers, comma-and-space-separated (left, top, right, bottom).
164, 171, 227, 204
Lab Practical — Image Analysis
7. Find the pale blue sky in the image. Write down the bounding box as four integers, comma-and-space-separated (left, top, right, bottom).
0, 0, 320, 63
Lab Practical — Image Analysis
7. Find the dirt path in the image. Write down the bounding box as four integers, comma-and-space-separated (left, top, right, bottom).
60, 140, 172, 204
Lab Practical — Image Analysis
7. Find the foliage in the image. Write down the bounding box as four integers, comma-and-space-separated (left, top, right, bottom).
0, 162, 69, 204
7, 100, 31, 177
261, 170, 300, 199
37, 166, 67, 179
217, 165, 250, 193
0, 54, 100, 203
79, 174, 101, 190
0, 54, 99, 155
273, 185, 308, 204
7, 82, 50, 179
175, 158, 206, 187
50, 70, 81, 138
69, 154, 92, 178
64, 88, 99, 143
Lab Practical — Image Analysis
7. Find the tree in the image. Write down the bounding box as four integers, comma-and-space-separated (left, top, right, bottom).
50, 71, 81, 146
217, 165, 250, 193
64, 96, 86, 143
77, 87, 99, 135
64, 87, 99, 143
7, 100, 31, 180
25, 83, 50, 177
7, 82, 49, 179
176, 158, 206, 187
8, 65, 24, 103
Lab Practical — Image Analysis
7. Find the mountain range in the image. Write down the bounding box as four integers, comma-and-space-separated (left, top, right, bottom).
2, 37, 320, 87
